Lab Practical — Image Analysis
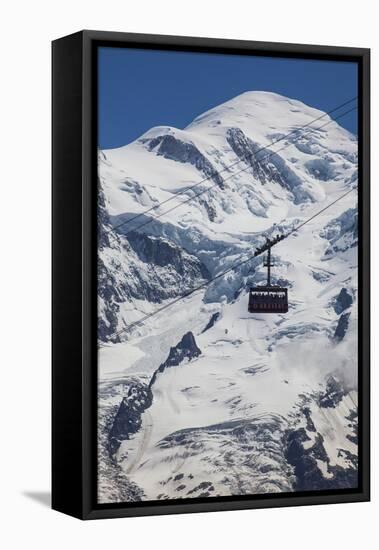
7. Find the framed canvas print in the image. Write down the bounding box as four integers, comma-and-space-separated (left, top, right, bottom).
52, 30, 370, 519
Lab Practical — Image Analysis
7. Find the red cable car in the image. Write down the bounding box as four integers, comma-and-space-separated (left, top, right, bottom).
248, 239, 288, 314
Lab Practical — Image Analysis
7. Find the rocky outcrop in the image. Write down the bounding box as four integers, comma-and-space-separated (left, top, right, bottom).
226, 127, 311, 204
150, 332, 201, 387
146, 134, 225, 189
98, 229, 210, 343
334, 312, 351, 342
107, 332, 201, 455
305, 158, 336, 181
109, 381, 153, 455
98, 178, 112, 250
285, 381, 358, 492
285, 426, 357, 491
334, 287, 353, 315
201, 312, 220, 333
322, 207, 358, 256
127, 232, 210, 281
98, 378, 147, 502
318, 376, 345, 408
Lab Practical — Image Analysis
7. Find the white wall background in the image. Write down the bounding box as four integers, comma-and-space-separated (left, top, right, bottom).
0, 0, 376, 547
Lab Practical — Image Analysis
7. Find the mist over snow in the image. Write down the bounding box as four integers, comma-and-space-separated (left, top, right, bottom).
97, 91, 358, 503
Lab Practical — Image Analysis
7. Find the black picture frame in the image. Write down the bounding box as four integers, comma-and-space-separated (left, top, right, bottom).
52, 30, 370, 520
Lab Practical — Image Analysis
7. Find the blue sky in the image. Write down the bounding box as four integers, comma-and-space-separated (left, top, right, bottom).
98, 47, 358, 150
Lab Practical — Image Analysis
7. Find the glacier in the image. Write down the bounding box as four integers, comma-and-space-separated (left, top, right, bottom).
97, 91, 358, 503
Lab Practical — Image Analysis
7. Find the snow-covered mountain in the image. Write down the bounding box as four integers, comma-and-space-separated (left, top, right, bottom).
97, 91, 358, 503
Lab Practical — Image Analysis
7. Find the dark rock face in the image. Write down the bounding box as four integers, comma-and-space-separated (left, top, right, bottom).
127, 232, 210, 281
305, 158, 336, 181
98, 378, 148, 502
334, 312, 351, 342
332, 287, 353, 343
108, 332, 201, 455
334, 287, 353, 315
226, 127, 310, 204
226, 128, 273, 185
285, 385, 358, 492
286, 428, 319, 489
286, 429, 326, 490
109, 381, 153, 455
97, 179, 125, 342
97, 230, 210, 343
97, 182, 123, 341
322, 207, 358, 256
318, 376, 345, 409
311, 268, 332, 283
201, 312, 220, 333
285, 426, 358, 491
125, 234, 210, 305
97, 258, 123, 343
303, 407, 317, 432
345, 409, 358, 446
150, 332, 201, 387
98, 180, 112, 250
146, 134, 225, 189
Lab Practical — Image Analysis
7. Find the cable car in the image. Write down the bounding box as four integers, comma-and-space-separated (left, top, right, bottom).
248, 238, 288, 314
248, 287, 288, 313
